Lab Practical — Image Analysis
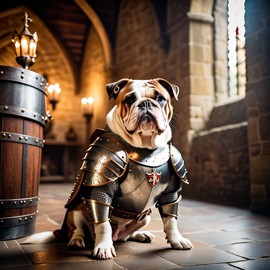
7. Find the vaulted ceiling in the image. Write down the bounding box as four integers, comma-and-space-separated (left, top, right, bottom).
1, 0, 121, 71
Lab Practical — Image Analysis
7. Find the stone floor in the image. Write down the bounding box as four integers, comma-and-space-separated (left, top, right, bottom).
1, 182, 270, 270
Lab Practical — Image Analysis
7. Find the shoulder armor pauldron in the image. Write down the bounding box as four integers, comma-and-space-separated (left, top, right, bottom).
81, 133, 128, 186
170, 144, 189, 184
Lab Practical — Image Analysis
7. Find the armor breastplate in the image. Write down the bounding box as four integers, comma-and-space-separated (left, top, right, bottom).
112, 159, 173, 213
65, 129, 188, 212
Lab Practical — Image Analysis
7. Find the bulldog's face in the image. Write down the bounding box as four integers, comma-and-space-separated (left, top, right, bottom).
106, 79, 179, 149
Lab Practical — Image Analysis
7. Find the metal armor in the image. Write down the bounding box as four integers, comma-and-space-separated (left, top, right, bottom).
65, 129, 189, 223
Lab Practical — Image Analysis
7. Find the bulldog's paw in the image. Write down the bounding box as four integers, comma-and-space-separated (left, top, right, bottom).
128, 231, 154, 243
92, 243, 116, 260
168, 236, 193, 250
68, 237, 85, 249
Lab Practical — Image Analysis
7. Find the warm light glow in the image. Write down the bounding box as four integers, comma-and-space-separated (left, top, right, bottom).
47, 83, 61, 102
81, 97, 94, 116
21, 37, 29, 55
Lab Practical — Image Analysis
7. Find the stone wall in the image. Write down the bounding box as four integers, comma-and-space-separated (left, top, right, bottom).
188, 98, 250, 206
2, 1, 269, 211
245, 0, 270, 214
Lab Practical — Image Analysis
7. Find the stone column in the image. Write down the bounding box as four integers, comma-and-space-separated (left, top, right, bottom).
245, 0, 270, 214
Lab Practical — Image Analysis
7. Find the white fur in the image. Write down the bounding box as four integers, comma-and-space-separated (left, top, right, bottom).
163, 216, 193, 250
106, 106, 172, 149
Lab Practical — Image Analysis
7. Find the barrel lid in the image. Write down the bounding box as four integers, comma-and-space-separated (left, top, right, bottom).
0, 65, 47, 94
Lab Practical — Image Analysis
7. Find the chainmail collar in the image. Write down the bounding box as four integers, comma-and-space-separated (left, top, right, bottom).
104, 126, 170, 167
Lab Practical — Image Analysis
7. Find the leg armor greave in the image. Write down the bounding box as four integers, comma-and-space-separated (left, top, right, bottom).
83, 198, 113, 224
157, 194, 182, 218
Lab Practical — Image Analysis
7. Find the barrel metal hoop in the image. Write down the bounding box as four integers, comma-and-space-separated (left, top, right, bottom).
0, 131, 44, 148
0, 65, 47, 93
0, 212, 37, 228
0, 105, 46, 126
0, 196, 39, 210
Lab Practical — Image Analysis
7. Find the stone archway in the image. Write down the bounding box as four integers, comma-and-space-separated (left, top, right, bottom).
75, 0, 114, 79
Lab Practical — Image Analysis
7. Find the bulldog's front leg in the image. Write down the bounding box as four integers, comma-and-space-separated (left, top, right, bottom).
163, 216, 193, 250
92, 221, 116, 260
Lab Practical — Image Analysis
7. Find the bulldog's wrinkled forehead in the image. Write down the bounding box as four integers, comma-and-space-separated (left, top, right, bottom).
125, 79, 171, 98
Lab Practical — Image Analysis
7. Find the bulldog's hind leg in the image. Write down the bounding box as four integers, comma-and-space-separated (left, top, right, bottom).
67, 203, 91, 248
114, 215, 154, 243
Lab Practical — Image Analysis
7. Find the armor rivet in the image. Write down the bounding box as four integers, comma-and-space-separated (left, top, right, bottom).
8, 134, 11, 138
1, 220, 3, 223
30, 199, 32, 203
23, 200, 26, 203
0, 70, 3, 74
30, 216, 33, 219
41, 116, 44, 120
40, 83, 43, 86
2, 133, 6, 137
21, 109, 25, 113
19, 136, 23, 140
4, 106, 8, 110
21, 75, 24, 79
34, 113, 37, 117
19, 218, 22, 222
35, 139, 38, 143
14, 201, 17, 205
25, 217, 28, 221
25, 137, 28, 141
0, 201, 3, 205
20, 201, 23, 204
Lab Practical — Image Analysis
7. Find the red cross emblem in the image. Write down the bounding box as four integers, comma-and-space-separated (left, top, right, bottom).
146, 170, 161, 186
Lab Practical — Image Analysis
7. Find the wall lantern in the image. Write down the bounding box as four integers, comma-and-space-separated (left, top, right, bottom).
47, 83, 61, 111
81, 97, 94, 145
81, 97, 94, 119
12, 12, 38, 69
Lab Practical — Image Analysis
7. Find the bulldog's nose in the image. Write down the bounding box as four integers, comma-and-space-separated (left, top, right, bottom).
139, 100, 152, 109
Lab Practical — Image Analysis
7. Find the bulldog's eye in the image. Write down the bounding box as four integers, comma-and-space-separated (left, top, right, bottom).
156, 94, 166, 103
124, 95, 136, 105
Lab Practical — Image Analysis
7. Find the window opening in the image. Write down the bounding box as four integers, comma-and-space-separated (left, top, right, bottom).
228, 0, 246, 96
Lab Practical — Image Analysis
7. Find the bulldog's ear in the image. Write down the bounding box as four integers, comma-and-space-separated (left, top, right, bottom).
106, 79, 129, 100
156, 78, 179, 100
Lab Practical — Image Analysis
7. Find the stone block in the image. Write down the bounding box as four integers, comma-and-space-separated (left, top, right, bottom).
190, 76, 214, 95
250, 155, 270, 183
245, 90, 257, 107
190, 117, 205, 131
190, 63, 204, 76
190, 106, 203, 118
249, 144, 261, 157
259, 113, 270, 140
215, 60, 227, 75
248, 118, 260, 144
262, 142, 270, 155
190, 44, 204, 61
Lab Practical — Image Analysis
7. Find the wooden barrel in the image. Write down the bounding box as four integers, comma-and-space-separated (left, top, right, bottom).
0, 66, 47, 240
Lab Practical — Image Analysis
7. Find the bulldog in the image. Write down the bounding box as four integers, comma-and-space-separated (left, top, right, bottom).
25, 78, 193, 259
